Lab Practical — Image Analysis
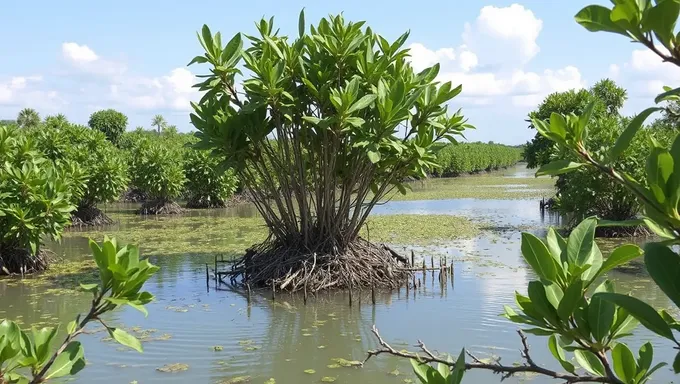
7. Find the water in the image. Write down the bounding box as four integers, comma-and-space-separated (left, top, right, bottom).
0, 164, 676, 383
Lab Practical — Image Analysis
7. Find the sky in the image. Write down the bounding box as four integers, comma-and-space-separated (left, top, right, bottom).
2, 0, 679, 145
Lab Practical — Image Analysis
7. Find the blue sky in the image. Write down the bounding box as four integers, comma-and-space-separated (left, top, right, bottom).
1, 0, 677, 144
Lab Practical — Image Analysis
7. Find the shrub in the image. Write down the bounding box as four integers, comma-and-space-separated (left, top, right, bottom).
129, 137, 186, 214
433, 142, 523, 176
0, 126, 85, 273
184, 147, 239, 208
88, 109, 128, 146
189, 12, 471, 290
31, 124, 128, 225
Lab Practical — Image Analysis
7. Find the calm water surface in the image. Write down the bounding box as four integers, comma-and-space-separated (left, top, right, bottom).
0, 165, 676, 383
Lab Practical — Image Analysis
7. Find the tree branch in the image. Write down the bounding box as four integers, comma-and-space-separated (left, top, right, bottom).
365, 325, 622, 384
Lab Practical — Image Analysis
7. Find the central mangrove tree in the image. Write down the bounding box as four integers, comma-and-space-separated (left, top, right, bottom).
189, 13, 471, 291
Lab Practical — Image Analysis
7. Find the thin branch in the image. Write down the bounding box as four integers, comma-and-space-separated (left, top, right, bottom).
365, 325, 623, 384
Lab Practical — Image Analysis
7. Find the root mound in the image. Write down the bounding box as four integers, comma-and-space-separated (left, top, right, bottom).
69, 205, 114, 227
223, 237, 412, 292
0, 248, 52, 275
137, 199, 184, 215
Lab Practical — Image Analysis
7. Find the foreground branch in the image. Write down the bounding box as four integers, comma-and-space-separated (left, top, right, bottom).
365, 326, 622, 384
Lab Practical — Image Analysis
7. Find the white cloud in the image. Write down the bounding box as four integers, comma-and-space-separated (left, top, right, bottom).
609, 48, 680, 97
463, 4, 543, 67
62, 42, 98, 63
407, 43, 456, 73
61, 42, 126, 76
109, 67, 198, 111
0, 76, 47, 105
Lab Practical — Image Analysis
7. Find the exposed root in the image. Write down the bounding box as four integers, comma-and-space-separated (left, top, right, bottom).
137, 199, 184, 215
69, 205, 114, 227
221, 237, 412, 292
595, 225, 650, 238
0, 247, 53, 275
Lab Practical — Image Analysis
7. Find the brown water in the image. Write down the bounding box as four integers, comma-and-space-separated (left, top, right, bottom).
0, 165, 676, 383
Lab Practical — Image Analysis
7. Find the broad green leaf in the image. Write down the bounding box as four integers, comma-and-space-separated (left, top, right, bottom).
593, 244, 643, 280
566, 217, 597, 267
612, 343, 637, 383
549, 113, 568, 139
546, 227, 567, 265
109, 328, 143, 353
449, 348, 465, 384
411, 359, 430, 384
79, 283, 99, 294
347, 94, 377, 114
589, 284, 615, 343
528, 281, 558, 325
656, 86, 680, 103
32, 326, 58, 364
548, 335, 575, 374
521, 233, 558, 283
574, 349, 605, 376
595, 293, 675, 341
609, 107, 661, 161
367, 151, 381, 164
637, 342, 653, 373
536, 160, 583, 177
44, 341, 86, 380
575, 5, 629, 36
644, 242, 680, 309
646, 0, 680, 48
674, 352, 680, 373
557, 279, 584, 320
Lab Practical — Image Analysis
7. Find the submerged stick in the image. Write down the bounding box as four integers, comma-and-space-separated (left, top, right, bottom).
371, 286, 376, 305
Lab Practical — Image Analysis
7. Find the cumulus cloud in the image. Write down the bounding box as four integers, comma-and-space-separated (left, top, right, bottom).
608, 48, 680, 97
462, 4, 543, 68
108, 67, 198, 111
61, 42, 126, 76
0, 76, 49, 105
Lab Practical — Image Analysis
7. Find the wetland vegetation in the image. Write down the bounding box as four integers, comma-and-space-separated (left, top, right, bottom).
5, 1, 680, 383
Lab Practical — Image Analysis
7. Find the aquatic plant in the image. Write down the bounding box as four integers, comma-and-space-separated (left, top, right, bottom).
0, 237, 158, 383
189, 11, 471, 292
0, 125, 84, 274
371, 1, 680, 382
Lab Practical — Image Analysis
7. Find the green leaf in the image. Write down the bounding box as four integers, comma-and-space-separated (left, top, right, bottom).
66, 320, 77, 334
549, 113, 568, 139
609, 107, 662, 161
546, 227, 567, 265
645, 0, 680, 48
32, 326, 58, 364
298, 8, 305, 38
411, 359, 430, 384
592, 244, 643, 280
450, 348, 465, 384
528, 281, 558, 325
674, 352, 680, 373
521, 233, 558, 282
637, 342, 653, 373
595, 293, 675, 341
557, 279, 584, 320
612, 343, 637, 383
644, 242, 680, 309
44, 341, 85, 380
367, 151, 381, 164
535, 160, 584, 177
656, 86, 680, 103
201, 25, 214, 57
575, 5, 630, 36
566, 217, 597, 267
187, 55, 208, 66
79, 283, 99, 294
109, 328, 143, 353
574, 349, 605, 376
548, 335, 576, 374
347, 94, 377, 114
589, 286, 616, 343
222, 33, 243, 65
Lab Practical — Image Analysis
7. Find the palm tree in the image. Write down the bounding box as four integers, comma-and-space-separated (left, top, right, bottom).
44, 113, 68, 128
16, 108, 40, 129
151, 114, 166, 134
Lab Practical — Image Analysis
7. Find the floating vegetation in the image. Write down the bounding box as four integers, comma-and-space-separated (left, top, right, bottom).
321, 377, 337, 382
213, 345, 224, 351
330, 358, 362, 367
217, 376, 252, 384
304, 369, 316, 374
362, 215, 479, 245
156, 363, 189, 373
389, 369, 400, 376
264, 379, 276, 384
